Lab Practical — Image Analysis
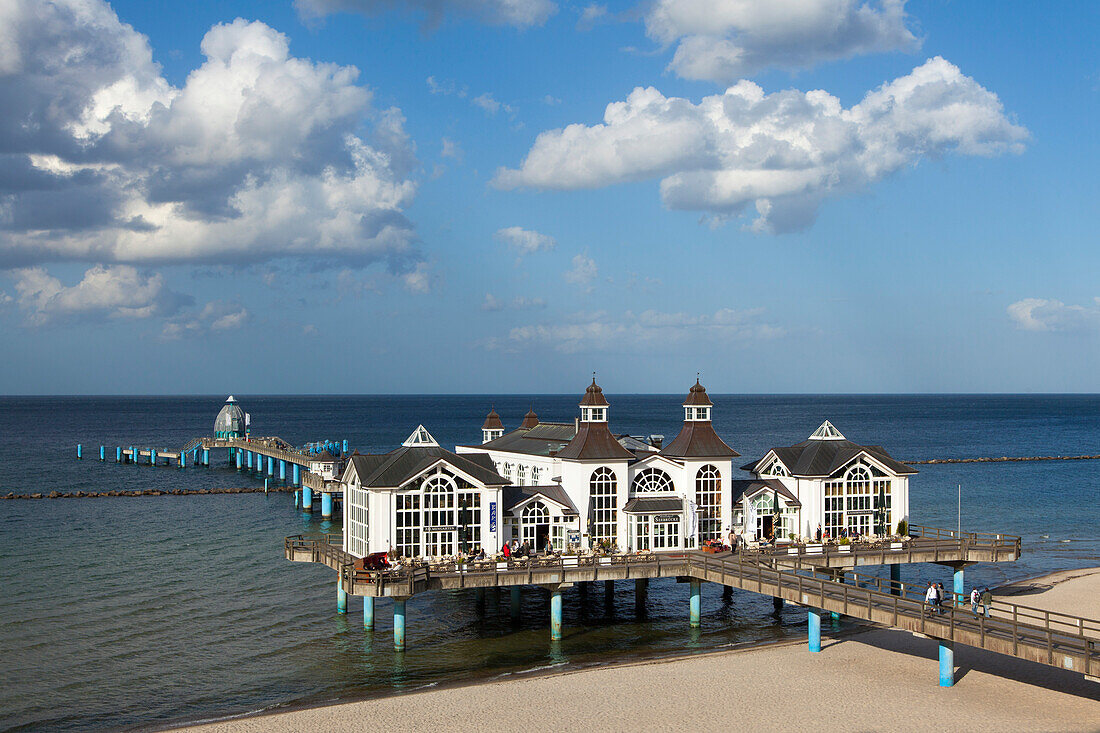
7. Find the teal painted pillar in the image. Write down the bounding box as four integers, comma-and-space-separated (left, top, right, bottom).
294, 490, 300, 508
246, 451, 252, 470
267, 455, 274, 476
510, 587, 521, 620
939, 641, 955, 686
394, 599, 407, 651
77, 444, 82, 459
150, 448, 157, 465
337, 576, 347, 614
129, 446, 134, 464
321, 492, 333, 519
292, 463, 300, 486
343, 439, 348, 454
363, 596, 374, 630
890, 564, 901, 596
550, 589, 563, 640
203, 448, 209, 466
689, 579, 701, 628
236, 451, 242, 470
99, 445, 105, 461
953, 567, 965, 607
279, 459, 286, 482
116, 446, 121, 462
180, 450, 186, 468
303, 486, 313, 511
808, 609, 822, 652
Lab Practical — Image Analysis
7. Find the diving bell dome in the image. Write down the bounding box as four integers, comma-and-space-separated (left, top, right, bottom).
214, 395, 246, 438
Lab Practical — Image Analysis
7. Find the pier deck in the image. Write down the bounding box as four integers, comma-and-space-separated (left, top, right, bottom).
284, 532, 1098, 681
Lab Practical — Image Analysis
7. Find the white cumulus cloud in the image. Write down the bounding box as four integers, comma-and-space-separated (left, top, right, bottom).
495, 58, 1027, 233
564, 254, 598, 289
645, 0, 919, 82
1007, 298, 1100, 333
504, 307, 784, 353
10, 265, 190, 325
495, 226, 557, 255
295, 0, 557, 28
0, 1, 421, 278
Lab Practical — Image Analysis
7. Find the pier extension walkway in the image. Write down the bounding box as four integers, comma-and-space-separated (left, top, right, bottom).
284, 529, 1097, 686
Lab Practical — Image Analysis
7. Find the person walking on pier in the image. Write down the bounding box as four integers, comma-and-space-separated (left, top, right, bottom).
924, 582, 937, 616
970, 587, 981, 617
936, 583, 949, 615
980, 587, 993, 618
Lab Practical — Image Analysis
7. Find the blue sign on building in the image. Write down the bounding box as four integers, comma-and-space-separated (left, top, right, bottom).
489, 502, 497, 532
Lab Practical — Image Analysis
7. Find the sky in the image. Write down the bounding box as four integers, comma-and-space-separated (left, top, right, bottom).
0, 0, 1098, 395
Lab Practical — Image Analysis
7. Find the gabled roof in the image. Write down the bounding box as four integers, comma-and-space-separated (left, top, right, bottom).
502, 485, 579, 514
347, 445, 507, 489
731, 478, 801, 508
470, 422, 576, 457
556, 421, 635, 460
741, 424, 916, 478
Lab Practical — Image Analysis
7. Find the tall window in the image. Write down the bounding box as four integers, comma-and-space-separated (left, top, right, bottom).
423, 474, 456, 556
631, 467, 674, 493
395, 493, 420, 557
652, 518, 680, 549
457, 491, 482, 553
590, 467, 618, 547
517, 465, 527, 485
695, 465, 721, 542
824, 462, 882, 537
521, 501, 549, 545
348, 485, 369, 556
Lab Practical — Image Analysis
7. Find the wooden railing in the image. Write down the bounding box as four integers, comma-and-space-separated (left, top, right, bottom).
747, 527, 1021, 564
909, 523, 1022, 549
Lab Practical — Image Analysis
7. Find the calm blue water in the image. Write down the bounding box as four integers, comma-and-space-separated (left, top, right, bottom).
0, 395, 1098, 731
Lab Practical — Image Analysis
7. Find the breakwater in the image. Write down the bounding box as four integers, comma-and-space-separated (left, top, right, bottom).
908, 454, 1100, 465
2, 486, 291, 499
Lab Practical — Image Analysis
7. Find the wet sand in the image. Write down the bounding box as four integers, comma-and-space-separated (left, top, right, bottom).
178, 568, 1100, 733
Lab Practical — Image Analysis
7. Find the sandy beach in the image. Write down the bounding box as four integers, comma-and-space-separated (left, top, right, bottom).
179, 568, 1100, 733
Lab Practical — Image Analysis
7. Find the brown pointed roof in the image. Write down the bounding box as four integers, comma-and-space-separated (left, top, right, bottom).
660, 380, 739, 458
482, 408, 504, 431
683, 378, 713, 406
579, 378, 609, 407
520, 408, 539, 429
556, 421, 635, 460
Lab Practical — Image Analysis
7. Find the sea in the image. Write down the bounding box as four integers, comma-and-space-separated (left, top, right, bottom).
1, 394, 1098, 731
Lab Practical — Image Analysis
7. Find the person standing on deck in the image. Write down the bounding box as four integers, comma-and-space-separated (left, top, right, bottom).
980, 587, 993, 618
970, 587, 981, 616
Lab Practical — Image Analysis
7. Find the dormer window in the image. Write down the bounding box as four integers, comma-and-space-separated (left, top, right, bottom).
583, 407, 606, 422
685, 406, 711, 421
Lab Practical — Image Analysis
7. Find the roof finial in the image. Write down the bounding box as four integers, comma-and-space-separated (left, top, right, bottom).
592, 371, 596, 385
696, 371, 701, 385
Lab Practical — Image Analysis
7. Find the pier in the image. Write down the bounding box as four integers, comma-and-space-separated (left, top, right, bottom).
283, 527, 1100, 687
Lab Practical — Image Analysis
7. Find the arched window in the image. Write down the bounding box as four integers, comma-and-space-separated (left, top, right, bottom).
521, 501, 550, 546
590, 467, 618, 547
825, 462, 874, 538
764, 459, 789, 477
422, 473, 456, 556
631, 467, 674, 493
695, 464, 721, 542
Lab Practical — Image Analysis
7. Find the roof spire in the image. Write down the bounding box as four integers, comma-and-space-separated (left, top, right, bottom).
809, 420, 845, 441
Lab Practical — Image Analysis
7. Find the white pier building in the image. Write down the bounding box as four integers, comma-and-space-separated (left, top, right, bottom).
340, 379, 913, 560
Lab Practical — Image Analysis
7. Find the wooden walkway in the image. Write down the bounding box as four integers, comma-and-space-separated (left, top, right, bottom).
202, 437, 330, 490
284, 535, 1097, 679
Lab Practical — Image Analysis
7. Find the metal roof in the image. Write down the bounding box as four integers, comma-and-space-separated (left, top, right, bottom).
742, 437, 916, 477
348, 446, 507, 488
730, 478, 801, 507
660, 421, 740, 458
502, 485, 579, 514
623, 497, 684, 513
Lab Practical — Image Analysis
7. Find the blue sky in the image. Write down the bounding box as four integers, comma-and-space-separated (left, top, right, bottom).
1, 0, 1097, 394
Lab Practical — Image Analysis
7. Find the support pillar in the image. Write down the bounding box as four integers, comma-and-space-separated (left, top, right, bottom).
236, 451, 243, 470
363, 596, 374, 630
394, 599, 407, 651
890, 563, 901, 596
337, 577, 347, 614
279, 459, 286, 482
510, 587, 521, 620
808, 608, 822, 652
246, 451, 253, 470
202, 448, 209, 466
604, 580, 615, 611
129, 446, 135, 464
99, 445, 105, 461
939, 640, 955, 687
267, 455, 274, 476
343, 439, 348, 454
321, 492, 333, 519
773, 596, 784, 613
292, 463, 300, 487
550, 589, 563, 640
77, 444, 82, 459
953, 567, 965, 608
723, 585, 733, 601
180, 450, 186, 468
294, 490, 300, 508
689, 579, 701, 628
302, 486, 313, 511
116, 446, 122, 463
634, 578, 648, 614
150, 448, 157, 466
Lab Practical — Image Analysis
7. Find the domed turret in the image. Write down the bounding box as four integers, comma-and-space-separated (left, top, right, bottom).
214, 395, 246, 439
520, 408, 539, 429
482, 407, 504, 444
